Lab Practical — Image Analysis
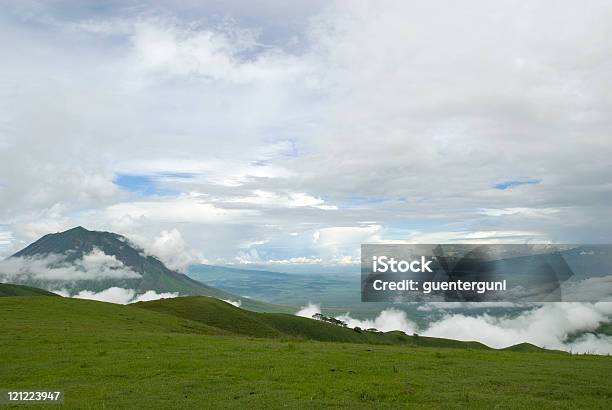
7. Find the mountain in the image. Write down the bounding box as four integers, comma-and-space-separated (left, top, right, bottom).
3, 226, 289, 312
0, 283, 59, 297
8, 226, 227, 296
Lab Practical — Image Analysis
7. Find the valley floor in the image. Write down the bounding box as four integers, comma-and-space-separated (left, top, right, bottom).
1, 297, 611, 409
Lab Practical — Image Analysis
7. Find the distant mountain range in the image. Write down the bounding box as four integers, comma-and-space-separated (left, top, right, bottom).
1, 226, 288, 312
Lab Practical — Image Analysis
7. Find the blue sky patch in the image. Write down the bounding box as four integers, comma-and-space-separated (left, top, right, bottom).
494, 178, 541, 190
114, 173, 192, 196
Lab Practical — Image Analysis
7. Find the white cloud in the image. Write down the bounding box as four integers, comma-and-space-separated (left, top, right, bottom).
128, 17, 298, 84
296, 302, 612, 354
55, 287, 179, 304
222, 299, 242, 308
423, 302, 612, 354
0, 232, 12, 248
395, 230, 546, 244
337, 308, 418, 334
265, 257, 324, 265
313, 225, 382, 247
105, 196, 259, 224
227, 190, 337, 210
566, 334, 612, 355
0, 249, 141, 282
129, 228, 206, 271
295, 302, 321, 318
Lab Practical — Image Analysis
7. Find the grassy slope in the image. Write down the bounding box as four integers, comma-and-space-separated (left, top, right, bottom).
2, 297, 611, 409
136, 296, 491, 348
0, 283, 60, 297
231, 298, 294, 314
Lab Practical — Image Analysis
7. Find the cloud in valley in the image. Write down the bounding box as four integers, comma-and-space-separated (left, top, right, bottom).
299, 302, 612, 355
337, 309, 418, 334
295, 302, 321, 319
423, 302, 612, 354
54, 287, 179, 304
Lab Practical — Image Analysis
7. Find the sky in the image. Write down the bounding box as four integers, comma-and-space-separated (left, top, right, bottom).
1, 0, 612, 271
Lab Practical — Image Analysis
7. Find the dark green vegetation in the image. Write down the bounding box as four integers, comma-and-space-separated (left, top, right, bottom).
595, 322, 612, 336
4, 227, 289, 313
0, 283, 59, 297
2, 296, 611, 409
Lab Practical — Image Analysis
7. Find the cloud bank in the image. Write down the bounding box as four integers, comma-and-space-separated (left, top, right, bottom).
54, 287, 179, 304
298, 302, 612, 354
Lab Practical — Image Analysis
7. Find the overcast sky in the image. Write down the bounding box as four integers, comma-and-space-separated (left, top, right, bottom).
1, 0, 611, 270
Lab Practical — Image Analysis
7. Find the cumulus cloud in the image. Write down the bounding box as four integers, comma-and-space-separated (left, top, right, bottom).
54, 287, 178, 304
0, 248, 141, 282
129, 228, 206, 271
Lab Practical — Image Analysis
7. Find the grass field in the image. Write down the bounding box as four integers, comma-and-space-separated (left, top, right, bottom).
1, 296, 611, 409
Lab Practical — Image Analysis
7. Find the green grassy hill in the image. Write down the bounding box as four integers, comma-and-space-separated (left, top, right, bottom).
502, 342, 551, 353
136, 296, 490, 348
2, 296, 611, 408
0, 282, 60, 297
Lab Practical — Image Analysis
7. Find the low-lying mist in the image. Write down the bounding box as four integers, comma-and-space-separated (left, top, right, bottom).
297, 302, 612, 355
